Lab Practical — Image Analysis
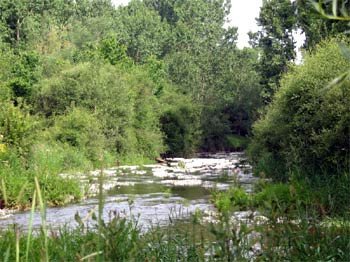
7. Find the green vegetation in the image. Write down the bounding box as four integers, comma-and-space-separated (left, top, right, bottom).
0, 0, 264, 207
210, 178, 350, 260
0, 0, 349, 260
248, 37, 350, 182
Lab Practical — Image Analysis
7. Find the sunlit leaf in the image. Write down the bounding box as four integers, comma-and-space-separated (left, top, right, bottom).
325, 71, 350, 90
311, 2, 324, 14
332, 0, 338, 17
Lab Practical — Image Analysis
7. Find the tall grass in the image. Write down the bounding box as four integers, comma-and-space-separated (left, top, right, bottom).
25, 189, 36, 262
34, 177, 49, 262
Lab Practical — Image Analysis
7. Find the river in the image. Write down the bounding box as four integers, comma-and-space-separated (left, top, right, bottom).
0, 152, 258, 231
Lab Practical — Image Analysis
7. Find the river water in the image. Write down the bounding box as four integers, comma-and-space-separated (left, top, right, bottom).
0, 152, 258, 230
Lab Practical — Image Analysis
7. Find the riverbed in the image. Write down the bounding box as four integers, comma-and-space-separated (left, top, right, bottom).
0, 152, 258, 230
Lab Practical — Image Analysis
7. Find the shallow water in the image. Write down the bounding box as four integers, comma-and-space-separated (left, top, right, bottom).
0, 152, 258, 230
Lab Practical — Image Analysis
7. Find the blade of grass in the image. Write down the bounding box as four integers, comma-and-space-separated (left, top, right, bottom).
16, 228, 20, 262
4, 246, 10, 262
25, 189, 37, 262
34, 177, 49, 262
80, 251, 103, 261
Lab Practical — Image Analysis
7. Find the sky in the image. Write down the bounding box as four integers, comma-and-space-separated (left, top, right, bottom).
227, 0, 262, 48
112, 0, 130, 6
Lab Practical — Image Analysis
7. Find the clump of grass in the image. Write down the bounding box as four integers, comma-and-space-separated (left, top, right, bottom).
117, 153, 154, 166
212, 187, 251, 213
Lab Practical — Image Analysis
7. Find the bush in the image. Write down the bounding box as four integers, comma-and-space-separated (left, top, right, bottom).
51, 108, 106, 164
226, 135, 249, 151
0, 101, 35, 157
249, 37, 350, 181
200, 109, 231, 152
253, 183, 294, 214
0, 143, 83, 208
213, 187, 251, 213
34, 62, 165, 159
300, 173, 350, 217
35, 173, 82, 206
28, 141, 93, 174
0, 150, 33, 207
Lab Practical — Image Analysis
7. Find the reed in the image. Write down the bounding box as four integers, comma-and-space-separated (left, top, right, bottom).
34, 177, 49, 262
25, 190, 37, 262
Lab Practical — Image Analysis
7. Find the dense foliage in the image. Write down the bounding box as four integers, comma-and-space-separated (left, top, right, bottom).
0, 0, 264, 207
0, 0, 349, 260
0, 0, 347, 211
249, 38, 350, 182
249, 0, 296, 103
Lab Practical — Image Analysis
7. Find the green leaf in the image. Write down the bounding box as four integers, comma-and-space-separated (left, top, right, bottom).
3, 246, 10, 262
332, 0, 338, 17
311, 1, 324, 14
324, 71, 350, 91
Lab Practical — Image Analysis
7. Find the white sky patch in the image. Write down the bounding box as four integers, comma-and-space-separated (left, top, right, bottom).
112, 0, 130, 6
293, 29, 306, 64
227, 0, 262, 49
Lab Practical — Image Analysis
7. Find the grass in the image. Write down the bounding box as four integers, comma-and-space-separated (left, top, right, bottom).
117, 153, 155, 166
210, 175, 350, 261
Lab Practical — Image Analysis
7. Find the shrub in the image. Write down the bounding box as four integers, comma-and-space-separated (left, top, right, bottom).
160, 93, 201, 157
35, 173, 82, 206
0, 150, 33, 207
0, 101, 35, 157
213, 187, 251, 213
34, 62, 166, 159
226, 134, 249, 151
51, 108, 105, 164
253, 183, 294, 214
249, 37, 350, 181
28, 141, 93, 174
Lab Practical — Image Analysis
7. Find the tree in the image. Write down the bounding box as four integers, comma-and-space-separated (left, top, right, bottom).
250, 0, 296, 103
114, 0, 170, 63
0, 0, 37, 45
160, 0, 233, 131
200, 46, 262, 151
